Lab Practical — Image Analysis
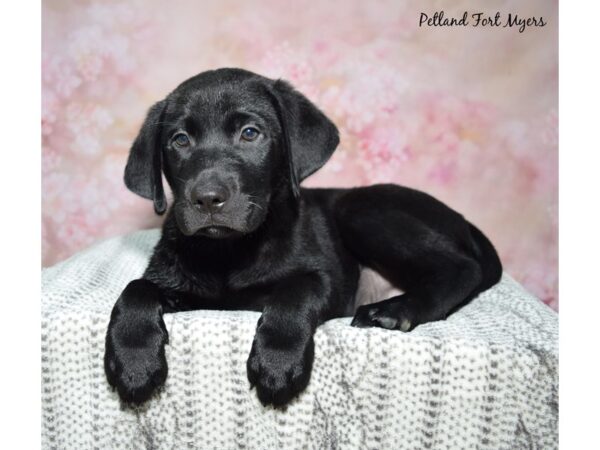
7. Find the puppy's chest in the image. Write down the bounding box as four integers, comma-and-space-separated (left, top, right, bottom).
176, 260, 285, 309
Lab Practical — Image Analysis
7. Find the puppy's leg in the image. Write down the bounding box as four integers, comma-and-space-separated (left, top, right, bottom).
247, 273, 328, 408
104, 279, 169, 405
351, 254, 481, 331
336, 184, 502, 331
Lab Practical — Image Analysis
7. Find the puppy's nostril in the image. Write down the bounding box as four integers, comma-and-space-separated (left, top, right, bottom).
196, 196, 224, 206
194, 190, 228, 211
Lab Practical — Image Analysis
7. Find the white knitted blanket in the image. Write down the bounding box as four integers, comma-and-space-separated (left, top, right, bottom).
41, 230, 558, 450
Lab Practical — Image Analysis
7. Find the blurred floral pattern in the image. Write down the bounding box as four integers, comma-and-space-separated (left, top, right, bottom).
42, 0, 558, 310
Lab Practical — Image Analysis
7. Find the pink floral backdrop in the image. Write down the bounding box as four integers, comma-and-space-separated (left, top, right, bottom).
42, 0, 558, 310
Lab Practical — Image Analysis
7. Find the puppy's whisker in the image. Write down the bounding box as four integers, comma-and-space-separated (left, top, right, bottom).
248, 201, 264, 211
173, 175, 188, 185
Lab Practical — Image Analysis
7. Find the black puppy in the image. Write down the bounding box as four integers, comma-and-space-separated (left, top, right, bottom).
104, 68, 502, 408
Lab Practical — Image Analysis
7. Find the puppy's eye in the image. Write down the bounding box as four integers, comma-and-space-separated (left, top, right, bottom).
172, 133, 190, 148
241, 127, 260, 142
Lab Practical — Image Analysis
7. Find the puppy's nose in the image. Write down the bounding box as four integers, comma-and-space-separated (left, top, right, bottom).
191, 186, 229, 213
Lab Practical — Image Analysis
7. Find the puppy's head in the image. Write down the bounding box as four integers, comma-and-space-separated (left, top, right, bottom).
124, 68, 339, 238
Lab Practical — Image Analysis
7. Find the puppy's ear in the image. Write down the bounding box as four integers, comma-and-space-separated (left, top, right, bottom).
124, 100, 168, 215
269, 80, 339, 198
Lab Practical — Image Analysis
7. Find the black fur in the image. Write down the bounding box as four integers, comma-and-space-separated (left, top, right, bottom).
104, 68, 502, 407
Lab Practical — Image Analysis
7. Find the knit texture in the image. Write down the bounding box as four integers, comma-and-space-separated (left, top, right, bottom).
42, 229, 558, 449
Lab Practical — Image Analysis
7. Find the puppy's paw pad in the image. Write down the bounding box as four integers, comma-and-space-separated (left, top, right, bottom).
400, 318, 412, 331
351, 301, 415, 331
350, 304, 378, 328
373, 315, 398, 329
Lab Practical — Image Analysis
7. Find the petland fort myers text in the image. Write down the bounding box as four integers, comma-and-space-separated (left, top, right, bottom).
419, 11, 547, 33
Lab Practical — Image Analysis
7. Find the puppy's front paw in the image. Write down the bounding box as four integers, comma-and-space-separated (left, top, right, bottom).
104, 320, 168, 406
351, 295, 416, 331
246, 336, 314, 408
